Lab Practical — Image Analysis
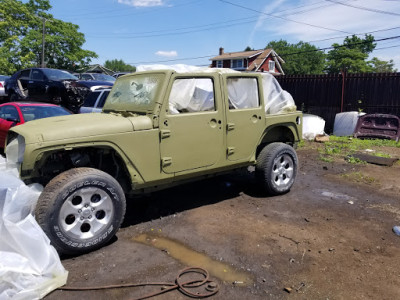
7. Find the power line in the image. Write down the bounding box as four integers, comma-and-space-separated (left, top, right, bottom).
58, 0, 203, 20
308, 25, 400, 43
84, 1, 332, 38
127, 55, 215, 65
85, 0, 352, 39
218, 0, 354, 35
126, 35, 400, 65
326, 0, 400, 16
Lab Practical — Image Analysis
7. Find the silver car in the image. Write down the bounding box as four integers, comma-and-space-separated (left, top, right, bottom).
0, 75, 10, 99
79, 88, 111, 113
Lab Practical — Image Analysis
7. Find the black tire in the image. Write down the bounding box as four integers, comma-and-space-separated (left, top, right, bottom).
9, 92, 19, 102
256, 142, 298, 195
35, 168, 126, 255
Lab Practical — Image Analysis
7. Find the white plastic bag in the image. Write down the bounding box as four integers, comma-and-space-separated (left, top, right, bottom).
0, 155, 68, 300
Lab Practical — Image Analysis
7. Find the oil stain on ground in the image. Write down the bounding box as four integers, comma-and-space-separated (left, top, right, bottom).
133, 233, 254, 285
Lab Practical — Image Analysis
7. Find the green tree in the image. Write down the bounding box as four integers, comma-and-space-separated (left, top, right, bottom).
265, 40, 326, 75
369, 57, 397, 73
0, 0, 97, 74
325, 34, 376, 73
104, 59, 136, 72
244, 46, 254, 51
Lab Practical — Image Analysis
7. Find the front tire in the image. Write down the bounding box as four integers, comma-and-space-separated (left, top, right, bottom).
256, 142, 298, 195
35, 168, 126, 255
9, 92, 19, 102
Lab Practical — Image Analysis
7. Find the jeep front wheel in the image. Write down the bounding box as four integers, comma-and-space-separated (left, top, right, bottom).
35, 168, 126, 255
256, 142, 298, 195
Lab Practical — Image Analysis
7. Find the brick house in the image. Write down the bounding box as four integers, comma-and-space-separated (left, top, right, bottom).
210, 47, 285, 75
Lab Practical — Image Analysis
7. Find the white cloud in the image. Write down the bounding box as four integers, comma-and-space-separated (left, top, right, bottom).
118, 0, 164, 7
155, 50, 178, 57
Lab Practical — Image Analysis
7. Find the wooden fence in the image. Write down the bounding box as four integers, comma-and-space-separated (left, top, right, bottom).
277, 73, 400, 133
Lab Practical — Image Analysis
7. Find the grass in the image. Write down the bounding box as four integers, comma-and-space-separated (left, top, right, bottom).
341, 171, 377, 184
305, 136, 400, 164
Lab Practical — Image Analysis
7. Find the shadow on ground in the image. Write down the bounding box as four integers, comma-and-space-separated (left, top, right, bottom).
121, 169, 269, 228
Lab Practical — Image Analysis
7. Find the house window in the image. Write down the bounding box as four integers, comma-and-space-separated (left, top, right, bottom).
216, 60, 223, 68
231, 59, 243, 70
268, 60, 275, 72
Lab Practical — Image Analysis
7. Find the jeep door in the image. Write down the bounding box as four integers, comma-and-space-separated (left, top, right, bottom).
159, 75, 224, 174
223, 75, 265, 161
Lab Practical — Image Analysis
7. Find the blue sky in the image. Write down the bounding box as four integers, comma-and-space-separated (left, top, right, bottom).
48, 0, 400, 69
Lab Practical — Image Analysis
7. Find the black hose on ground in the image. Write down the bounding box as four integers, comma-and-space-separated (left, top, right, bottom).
58, 266, 219, 299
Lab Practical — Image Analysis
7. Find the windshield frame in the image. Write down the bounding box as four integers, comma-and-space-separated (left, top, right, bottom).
103, 71, 167, 113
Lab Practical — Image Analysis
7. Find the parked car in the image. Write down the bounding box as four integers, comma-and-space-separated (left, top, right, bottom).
0, 102, 70, 148
79, 73, 116, 83
0, 75, 10, 101
6, 69, 301, 255
79, 88, 111, 113
4, 68, 112, 113
112, 72, 130, 78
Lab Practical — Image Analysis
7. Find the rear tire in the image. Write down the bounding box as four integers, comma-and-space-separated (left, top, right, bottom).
256, 142, 298, 195
9, 92, 19, 102
35, 168, 126, 255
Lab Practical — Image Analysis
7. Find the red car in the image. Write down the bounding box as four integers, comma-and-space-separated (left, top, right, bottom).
0, 102, 71, 149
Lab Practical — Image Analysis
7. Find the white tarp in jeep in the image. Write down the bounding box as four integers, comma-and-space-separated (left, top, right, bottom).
137, 65, 296, 114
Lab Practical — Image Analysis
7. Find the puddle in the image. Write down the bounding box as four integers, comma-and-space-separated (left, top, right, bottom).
315, 189, 356, 202
133, 233, 254, 285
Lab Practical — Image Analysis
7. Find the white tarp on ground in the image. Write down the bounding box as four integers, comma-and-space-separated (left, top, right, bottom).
136, 65, 296, 114
0, 155, 68, 300
302, 114, 326, 140
333, 111, 366, 136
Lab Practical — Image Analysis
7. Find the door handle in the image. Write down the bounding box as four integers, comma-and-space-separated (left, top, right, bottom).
227, 123, 235, 131
162, 157, 172, 167
160, 129, 171, 139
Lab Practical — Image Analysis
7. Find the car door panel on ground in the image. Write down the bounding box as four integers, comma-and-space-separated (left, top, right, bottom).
159, 76, 224, 174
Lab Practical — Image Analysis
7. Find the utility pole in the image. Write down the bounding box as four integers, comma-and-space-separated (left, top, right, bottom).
41, 17, 46, 68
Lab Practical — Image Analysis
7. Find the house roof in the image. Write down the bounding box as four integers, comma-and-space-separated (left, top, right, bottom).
211, 49, 263, 61
85, 64, 115, 75
210, 48, 285, 75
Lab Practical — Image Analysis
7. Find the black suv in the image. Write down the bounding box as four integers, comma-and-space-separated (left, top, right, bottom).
5, 68, 112, 113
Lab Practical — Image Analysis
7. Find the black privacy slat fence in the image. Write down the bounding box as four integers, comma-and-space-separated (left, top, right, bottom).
277, 73, 400, 133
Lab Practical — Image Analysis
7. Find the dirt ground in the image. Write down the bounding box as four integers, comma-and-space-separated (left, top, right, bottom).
46, 142, 400, 300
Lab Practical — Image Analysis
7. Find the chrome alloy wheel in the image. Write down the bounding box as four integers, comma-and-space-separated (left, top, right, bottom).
271, 154, 294, 188
59, 187, 114, 240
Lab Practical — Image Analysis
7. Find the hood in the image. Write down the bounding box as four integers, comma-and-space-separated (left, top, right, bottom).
76, 80, 114, 88
12, 113, 152, 145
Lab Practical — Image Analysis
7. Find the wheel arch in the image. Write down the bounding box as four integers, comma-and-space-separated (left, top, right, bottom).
256, 124, 299, 158
31, 143, 140, 193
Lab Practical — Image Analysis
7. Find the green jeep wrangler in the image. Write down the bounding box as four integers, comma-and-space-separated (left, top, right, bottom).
6, 69, 302, 255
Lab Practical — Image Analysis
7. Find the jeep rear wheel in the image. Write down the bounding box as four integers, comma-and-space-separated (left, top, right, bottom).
256, 142, 298, 195
35, 168, 126, 255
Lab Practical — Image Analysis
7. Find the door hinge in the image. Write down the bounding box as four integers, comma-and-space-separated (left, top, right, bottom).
227, 147, 235, 156
162, 157, 172, 167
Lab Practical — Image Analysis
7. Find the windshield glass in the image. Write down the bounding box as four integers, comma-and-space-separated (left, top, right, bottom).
104, 73, 165, 112
43, 69, 78, 81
